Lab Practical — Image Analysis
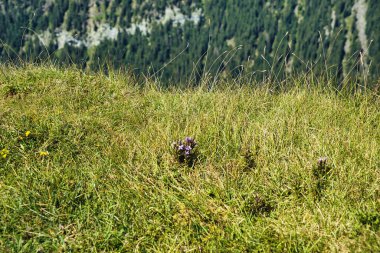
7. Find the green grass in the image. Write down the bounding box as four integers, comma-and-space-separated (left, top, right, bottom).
0, 65, 379, 252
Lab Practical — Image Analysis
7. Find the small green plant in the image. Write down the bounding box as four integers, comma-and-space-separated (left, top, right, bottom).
313, 157, 332, 199
357, 210, 380, 231
242, 148, 258, 171
3, 82, 32, 97
244, 195, 274, 217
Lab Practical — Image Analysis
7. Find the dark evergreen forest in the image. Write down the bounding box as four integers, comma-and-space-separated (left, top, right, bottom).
0, 0, 379, 84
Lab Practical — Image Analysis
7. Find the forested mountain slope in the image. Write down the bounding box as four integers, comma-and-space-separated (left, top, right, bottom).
0, 0, 379, 83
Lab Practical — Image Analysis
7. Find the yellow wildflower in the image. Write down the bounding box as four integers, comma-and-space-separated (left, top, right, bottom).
1, 148, 9, 159
39, 151, 49, 157
25, 130, 31, 137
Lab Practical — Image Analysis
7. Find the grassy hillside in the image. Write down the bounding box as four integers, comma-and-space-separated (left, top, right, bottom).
0, 66, 379, 252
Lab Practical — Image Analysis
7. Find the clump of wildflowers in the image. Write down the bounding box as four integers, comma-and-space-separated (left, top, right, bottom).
1, 148, 9, 159
313, 157, 330, 178
313, 157, 332, 199
18, 130, 31, 141
171, 137, 198, 166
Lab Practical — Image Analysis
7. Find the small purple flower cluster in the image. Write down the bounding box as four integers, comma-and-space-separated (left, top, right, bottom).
172, 137, 197, 165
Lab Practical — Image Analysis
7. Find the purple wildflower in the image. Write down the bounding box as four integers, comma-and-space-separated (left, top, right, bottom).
185, 137, 197, 148
171, 137, 198, 166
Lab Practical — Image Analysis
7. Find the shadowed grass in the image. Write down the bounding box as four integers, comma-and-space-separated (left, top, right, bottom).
0, 65, 379, 252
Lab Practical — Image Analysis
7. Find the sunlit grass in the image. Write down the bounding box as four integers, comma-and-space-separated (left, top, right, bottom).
0, 65, 379, 252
